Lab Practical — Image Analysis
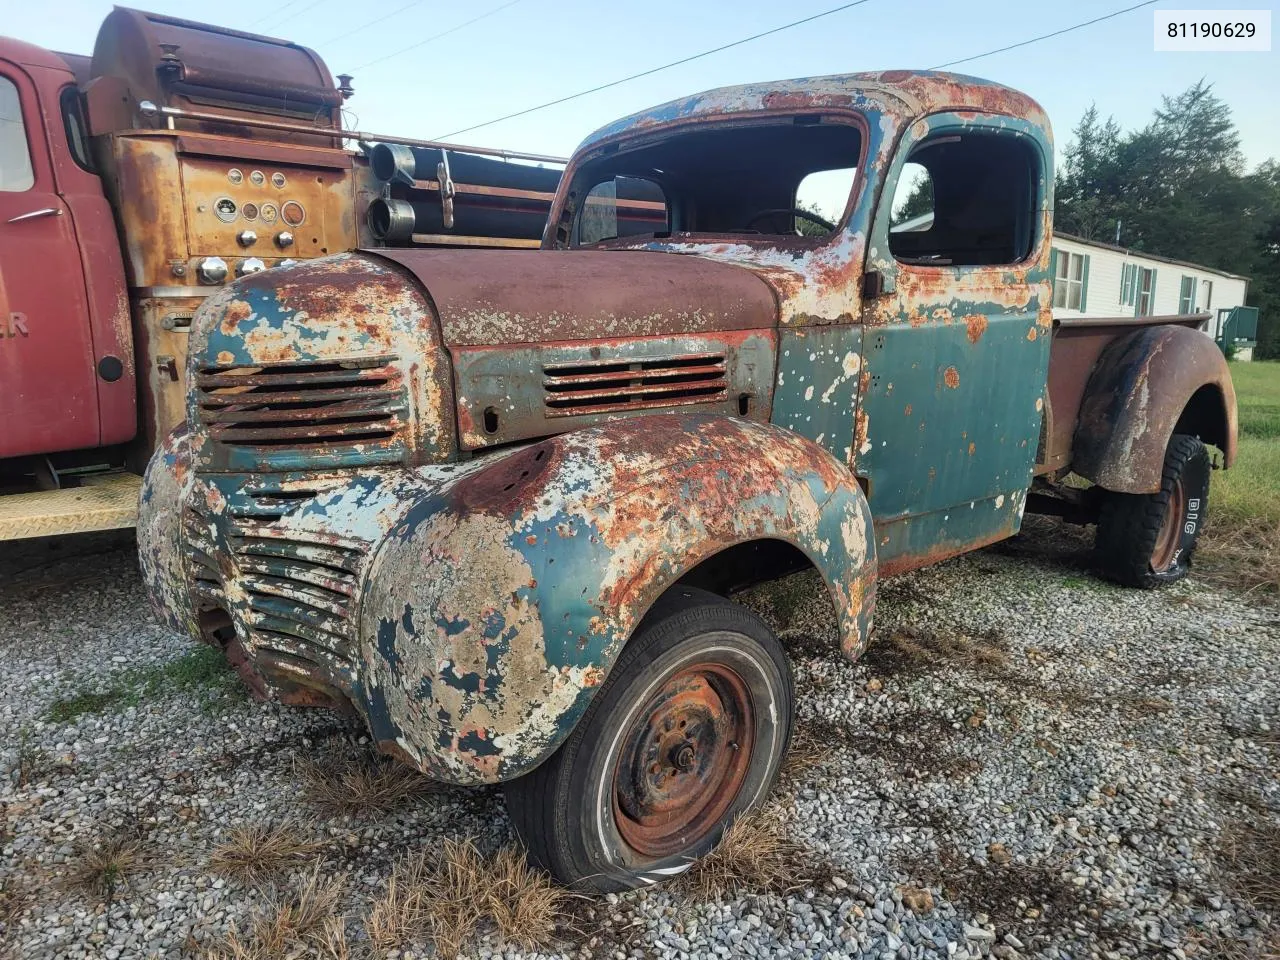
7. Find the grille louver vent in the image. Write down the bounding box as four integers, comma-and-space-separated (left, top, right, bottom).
542, 353, 728, 417
196, 356, 407, 465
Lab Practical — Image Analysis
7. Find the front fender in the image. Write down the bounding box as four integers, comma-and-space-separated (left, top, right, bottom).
1072, 324, 1237, 493
357, 413, 876, 784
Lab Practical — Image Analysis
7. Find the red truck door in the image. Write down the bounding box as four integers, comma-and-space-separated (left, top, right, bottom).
0, 59, 99, 459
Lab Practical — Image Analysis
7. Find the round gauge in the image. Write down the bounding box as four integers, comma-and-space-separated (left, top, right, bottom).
281, 200, 306, 227
249, 170, 266, 186
259, 202, 278, 224
241, 202, 260, 222
271, 172, 287, 188
213, 197, 238, 223
227, 168, 244, 185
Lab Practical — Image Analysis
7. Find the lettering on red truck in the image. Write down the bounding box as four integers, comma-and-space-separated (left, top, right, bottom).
3, 312, 28, 338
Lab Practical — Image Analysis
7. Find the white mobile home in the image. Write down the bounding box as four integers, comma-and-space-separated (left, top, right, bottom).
1050, 234, 1254, 357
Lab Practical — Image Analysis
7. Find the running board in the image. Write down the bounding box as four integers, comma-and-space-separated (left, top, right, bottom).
0, 472, 142, 541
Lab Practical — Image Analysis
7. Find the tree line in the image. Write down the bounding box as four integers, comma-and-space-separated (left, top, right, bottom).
1054, 80, 1279, 356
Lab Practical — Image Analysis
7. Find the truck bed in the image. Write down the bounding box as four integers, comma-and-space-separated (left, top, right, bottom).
1038, 313, 1211, 476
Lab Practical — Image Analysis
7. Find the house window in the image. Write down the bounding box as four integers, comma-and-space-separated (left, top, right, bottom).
1179, 276, 1197, 313
1120, 263, 1139, 306
1136, 267, 1156, 316
1200, 279, 1212, 310
0, 75, 35, 192
1053, 249, 1088, 310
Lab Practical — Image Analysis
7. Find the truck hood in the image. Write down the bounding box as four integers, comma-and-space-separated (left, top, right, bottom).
369, 248, 778, 345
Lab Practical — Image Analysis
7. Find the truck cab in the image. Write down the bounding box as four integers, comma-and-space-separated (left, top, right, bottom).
0, 38, 132, 472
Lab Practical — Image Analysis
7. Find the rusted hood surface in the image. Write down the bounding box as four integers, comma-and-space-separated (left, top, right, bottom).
369, 249, 778, 345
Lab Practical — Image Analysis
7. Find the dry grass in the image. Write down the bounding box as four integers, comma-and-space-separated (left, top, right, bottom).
365, 838, 575, 958
298, 753, 437, 818
209, 823, 322, 885
781, 722, 835, 780
675, 804, 818, 899
863, 624, 1009, 679
1217, 813, 1280, 913
64, 832, 143, 902
1198, 516, 1280, 600
202, 867, 348, 960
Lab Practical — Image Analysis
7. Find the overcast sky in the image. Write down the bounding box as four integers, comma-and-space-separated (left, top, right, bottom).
6, 0, 1278, 171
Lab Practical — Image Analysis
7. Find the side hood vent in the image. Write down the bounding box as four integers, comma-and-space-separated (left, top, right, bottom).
543, 353, 728, 417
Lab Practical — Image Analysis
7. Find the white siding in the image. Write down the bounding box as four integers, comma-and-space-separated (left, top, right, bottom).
1049, 236, 1248, 329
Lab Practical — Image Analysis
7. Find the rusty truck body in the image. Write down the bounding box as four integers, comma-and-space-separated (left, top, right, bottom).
139, 71, 1236, 890
0, 7, 576, 540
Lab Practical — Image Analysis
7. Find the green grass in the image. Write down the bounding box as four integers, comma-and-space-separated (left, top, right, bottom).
46, 646, 242, 723
1213, 360, 1280, 525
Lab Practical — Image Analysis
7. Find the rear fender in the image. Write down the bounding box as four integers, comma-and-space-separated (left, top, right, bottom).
1072, 325, 1237, 493
357, 413, 876, 784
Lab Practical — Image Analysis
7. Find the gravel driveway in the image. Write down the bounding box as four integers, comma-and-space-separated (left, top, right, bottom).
3, 522, 1277, 959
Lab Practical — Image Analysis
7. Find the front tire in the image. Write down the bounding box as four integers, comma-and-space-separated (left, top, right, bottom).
1094, 433, 1211, 588
504, 586, 793, 892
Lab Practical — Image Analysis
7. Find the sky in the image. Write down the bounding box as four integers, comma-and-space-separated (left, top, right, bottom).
5, 0, 1278, 174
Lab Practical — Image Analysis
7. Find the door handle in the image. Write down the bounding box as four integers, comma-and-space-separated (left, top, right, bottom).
6, 208, 61, 224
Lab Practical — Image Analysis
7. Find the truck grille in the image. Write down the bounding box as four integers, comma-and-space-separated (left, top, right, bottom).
195, 356, 408, 467
542, 353, 728, 417
183, 487, 366, 692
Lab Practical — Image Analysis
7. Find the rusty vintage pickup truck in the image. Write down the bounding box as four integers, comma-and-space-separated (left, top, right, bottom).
139, 71, 1236, 890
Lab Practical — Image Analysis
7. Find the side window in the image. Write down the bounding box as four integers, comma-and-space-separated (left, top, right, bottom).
1178, 275, 1197, 313
888, 133, 1038, 266
578, 176, 666, 245
60, 86, 94, 173
0, 75, 35, 192
1120, 263, 1137, 306
889, 162, 933, 231
795, 167, 856, 236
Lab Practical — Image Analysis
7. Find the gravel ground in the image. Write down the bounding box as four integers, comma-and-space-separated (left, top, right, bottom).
2, 521, 1277, 959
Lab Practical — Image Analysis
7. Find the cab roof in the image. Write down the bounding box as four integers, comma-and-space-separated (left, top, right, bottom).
578, 70, 1050, 153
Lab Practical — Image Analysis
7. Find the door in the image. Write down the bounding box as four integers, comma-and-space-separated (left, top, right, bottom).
855, 113, 1054, 574
0, 63, 98, 459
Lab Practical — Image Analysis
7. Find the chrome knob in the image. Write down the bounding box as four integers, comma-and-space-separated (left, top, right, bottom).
236, 229, 257, 247
197, 256, 228, 284
275, 230, 294, 248
237, 258, 266, 276
277, 258, 298, 268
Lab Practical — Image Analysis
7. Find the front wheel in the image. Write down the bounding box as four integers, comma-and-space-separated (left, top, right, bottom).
504, 586, 793, 892
1094, 433, 1211, 588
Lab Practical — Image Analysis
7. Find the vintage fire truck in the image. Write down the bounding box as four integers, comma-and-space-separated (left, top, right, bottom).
140, 71, 1234, 889
0, 7, 593, 540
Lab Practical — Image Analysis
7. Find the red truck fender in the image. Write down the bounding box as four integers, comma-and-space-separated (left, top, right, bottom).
356, 413, 877, 785
1072, 324, 1237, 494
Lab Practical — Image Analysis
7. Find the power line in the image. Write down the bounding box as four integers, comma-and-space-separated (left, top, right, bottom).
245, 0, 309, 29
929, 0, 1159, 70
351, 0, 525, 72
435, 0, 874, 140
314, 0, 429, 48
253, 0, 337, 36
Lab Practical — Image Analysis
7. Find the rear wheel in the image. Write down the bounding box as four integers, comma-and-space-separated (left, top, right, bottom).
504, 586, 792, 892
1094, 433, 1211, 588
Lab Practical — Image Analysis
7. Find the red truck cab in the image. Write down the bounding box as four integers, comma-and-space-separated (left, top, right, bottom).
0, 39, 133, 465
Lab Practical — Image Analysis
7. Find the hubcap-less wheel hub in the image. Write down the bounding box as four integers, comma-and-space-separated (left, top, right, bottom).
1151, 476, 1187, 572
613, 663, 754, 858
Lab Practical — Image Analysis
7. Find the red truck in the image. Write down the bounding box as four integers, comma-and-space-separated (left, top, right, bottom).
0, 7, 585, 541
139, 70, 1236, 889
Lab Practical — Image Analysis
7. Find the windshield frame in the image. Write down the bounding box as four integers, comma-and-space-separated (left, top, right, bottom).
547, 108, 871, 252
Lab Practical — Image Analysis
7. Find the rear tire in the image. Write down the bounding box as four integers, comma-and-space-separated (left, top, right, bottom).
504, 586, 793, 892
1094, 433, 1211, 588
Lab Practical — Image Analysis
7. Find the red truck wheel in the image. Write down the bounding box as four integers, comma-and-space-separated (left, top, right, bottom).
1094, 433, 1211, 588
504, 586, 792, 892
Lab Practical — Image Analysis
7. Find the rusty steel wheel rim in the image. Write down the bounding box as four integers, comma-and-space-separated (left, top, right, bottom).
1152, 477, 1187, 572
612, 662, 754, 858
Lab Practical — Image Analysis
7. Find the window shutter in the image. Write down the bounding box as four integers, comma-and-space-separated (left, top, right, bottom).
1079, 255, 1090, 312
1150, 269, 1157, 314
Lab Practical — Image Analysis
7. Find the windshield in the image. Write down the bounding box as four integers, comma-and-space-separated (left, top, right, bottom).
566, 118, 863, 246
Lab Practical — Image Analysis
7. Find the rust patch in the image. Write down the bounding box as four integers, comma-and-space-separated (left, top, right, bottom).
965, 314, 988, 344
943, 366, 960, 389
